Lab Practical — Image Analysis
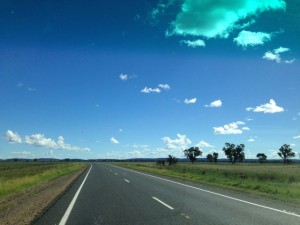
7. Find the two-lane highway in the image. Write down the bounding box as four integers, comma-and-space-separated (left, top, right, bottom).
35, 163, 300, 225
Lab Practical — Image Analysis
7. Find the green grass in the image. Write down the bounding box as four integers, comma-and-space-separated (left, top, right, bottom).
0, 162, 87, 198
115, 162, 300, 203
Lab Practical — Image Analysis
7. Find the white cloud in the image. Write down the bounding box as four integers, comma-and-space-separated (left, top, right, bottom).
132, 144, 150, 149
242, 127, 250, 131
274, 47, 289, 54
213, 121, 245, 135
119, 73, 128, 81
246, 99, 284, 113
248, 138, 255, 142
234, 30, 272, 47
184, 98, 197, 104
158, 84, 171, 90
205, 99, 222, 108
263, 47, 294, 64
263, 51, 281, 62
163, 0, 286, 39
196, 140, 214, 148
284, 59, 295, 64
181, 39, 205, 48
56, 136, 90, 152
4, 130, 22, 143
162, 134, 192, 151
12, 151, 35, 157
141, 87, 161, 93
25, 134, 58, 149
293, 135, 300, 139
26, 134, 90, 151
110, 137, 119, 144
141, 84, 170, 93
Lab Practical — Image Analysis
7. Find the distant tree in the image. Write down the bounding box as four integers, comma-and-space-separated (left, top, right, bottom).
206, 154, 213, 163
213, 152, 219, 163
223, 143, 245, 164
166, 155, 177, 166
256, 153, 267, 164
184, 147, 202, 163
277, 144, 295, 164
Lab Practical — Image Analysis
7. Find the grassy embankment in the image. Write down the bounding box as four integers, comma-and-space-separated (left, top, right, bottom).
0, 162, 87, 199
116, 162, 300, 203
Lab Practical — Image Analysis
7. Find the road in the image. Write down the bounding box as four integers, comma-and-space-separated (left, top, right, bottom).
35, 163, 300, 225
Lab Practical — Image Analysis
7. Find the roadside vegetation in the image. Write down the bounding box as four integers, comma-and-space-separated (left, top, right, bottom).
117, 162, 300, 203
116, 143, 299, 203
0, 162, 87, 199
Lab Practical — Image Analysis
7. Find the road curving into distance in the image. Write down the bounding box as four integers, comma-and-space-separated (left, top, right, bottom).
35, 163, 300, 225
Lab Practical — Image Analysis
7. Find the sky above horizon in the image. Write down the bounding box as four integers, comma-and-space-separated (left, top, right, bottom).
1, 0, 300, 160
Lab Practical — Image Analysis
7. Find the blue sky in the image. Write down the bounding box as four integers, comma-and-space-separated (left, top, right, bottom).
1, 0, 299, 160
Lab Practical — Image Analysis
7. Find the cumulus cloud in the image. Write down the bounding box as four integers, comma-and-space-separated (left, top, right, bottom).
184, 98, 197, 104
163, 0, 286, 38
213, 121, 246, 135
119, 73, 128, 81
158, 84, 171, 90
4, 130, 22, 144
234, 30, 272, 47
242, 127, 250, 131
248, 138, 255, 142
4, 131, 89, 151
162, 134, 191, 150
246, 99, 284, 113
141, 84, 171, 93
181, 39, 205, 48
141, 87, 161, 93
196, 140, 214, 148
293, 135, 300, 139
263, 47, 295, 64
205, 99, 222, 108
110, 137, 119, 144
25, 134, 57, 148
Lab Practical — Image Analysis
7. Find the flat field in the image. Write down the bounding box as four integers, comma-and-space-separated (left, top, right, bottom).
0, 162, 87, 199
116, 162, 300, 203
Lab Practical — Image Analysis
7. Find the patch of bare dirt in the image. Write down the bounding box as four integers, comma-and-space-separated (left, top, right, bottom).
0, 167, 87, 225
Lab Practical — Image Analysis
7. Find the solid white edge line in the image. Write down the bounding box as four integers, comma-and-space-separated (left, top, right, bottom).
109, 164, 300, 218
152, 197, 174, 210
59, 164, 93, 225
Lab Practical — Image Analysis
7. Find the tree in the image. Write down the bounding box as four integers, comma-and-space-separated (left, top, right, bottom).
184, 147, 202, 163
213, 152, 219, 163
223, 143, 245, 164
256, 153, 267, 164
166, 155, 177, 166
206, 154, 213, 163
277, 144, 295, 164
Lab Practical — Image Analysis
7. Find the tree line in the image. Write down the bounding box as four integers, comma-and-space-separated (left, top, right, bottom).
158, 143, 296, 165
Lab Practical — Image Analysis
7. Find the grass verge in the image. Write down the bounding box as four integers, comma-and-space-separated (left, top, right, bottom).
0, 162, 87, 199
115, 162, 300, 204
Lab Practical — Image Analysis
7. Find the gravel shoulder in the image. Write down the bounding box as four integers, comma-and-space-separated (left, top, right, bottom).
0, 166, 87, 225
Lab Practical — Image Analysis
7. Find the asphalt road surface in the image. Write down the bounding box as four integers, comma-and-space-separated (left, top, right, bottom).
35, 163, 300, 225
